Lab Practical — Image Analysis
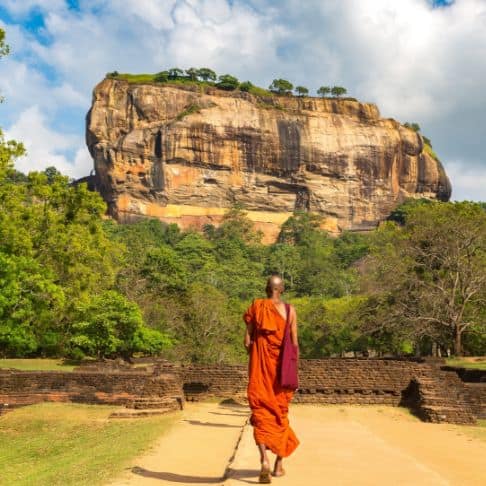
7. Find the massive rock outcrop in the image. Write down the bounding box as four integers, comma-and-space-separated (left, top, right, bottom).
86, 78, 451, 241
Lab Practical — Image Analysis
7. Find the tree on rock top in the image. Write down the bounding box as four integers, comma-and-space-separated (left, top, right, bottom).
217, 74, 239, 90
331, 86, 347, 97
269, 78, 294, 95
317, 86, 331, 97
197, 68, 217, 82
295, 86, 309, 97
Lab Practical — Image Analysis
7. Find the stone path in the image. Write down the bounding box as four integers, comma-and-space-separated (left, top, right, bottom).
108, 403, 486, 486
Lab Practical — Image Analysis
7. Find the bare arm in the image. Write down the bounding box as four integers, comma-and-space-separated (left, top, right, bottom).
244, 322, 254, 353
290, 305, 298, 347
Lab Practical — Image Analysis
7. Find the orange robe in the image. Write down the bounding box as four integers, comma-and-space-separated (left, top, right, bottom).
243, 298, 299, 457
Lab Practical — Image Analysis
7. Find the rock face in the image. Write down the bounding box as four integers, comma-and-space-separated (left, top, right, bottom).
86, 78, 451, 241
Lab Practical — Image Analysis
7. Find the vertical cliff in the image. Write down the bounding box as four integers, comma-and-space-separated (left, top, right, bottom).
86, 79, 451, 241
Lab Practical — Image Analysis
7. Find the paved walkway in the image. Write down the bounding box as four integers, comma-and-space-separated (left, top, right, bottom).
108, 403, 486, 486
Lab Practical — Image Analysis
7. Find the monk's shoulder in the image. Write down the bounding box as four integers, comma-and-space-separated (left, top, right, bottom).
252, 298, 267, 306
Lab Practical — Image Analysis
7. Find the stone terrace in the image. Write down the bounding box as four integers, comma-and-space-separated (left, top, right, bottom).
0, 358, 483, 425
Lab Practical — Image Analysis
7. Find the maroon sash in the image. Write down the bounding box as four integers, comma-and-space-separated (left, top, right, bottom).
279, 303, 299, 390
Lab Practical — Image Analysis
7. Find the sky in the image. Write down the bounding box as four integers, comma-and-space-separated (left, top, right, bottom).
0, 0, 485, 201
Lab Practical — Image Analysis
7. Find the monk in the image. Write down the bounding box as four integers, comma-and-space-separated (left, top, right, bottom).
243, 275, 299, 483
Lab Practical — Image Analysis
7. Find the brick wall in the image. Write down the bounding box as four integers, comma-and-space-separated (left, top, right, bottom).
465, 383, 486, 419
0, 369, 183, 414
1, 359, 482, 425
164, 358, 428, 405
441, 366, 486, 383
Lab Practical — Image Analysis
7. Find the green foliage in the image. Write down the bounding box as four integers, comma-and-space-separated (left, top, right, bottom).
217, 74, 239, 90
317, 86, 331, 97
361, 201, 486, 356
185, 67, 199, 81
0, 28, 9, 58
331, 86, 347, 97
404, 122, 421, 132
0, 253, 64, 357
176, 103, 201, 120
295, 86, 309, 97
292, 295, 366, 358
197, 67, 217, 82
168, 67, 184, 79
269, 78, 294, 95
70, 291, 171, 359
404, 122, 438, 159
239, 81, 253, 92
387, 198, 433, 225
154, 70, 169, 82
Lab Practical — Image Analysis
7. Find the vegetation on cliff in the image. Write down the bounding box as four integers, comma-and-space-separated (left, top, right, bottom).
106, 67, 352, 100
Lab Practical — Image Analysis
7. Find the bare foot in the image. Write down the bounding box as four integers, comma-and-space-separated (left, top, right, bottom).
273, 458, 285, 477
259, 461, 272, 483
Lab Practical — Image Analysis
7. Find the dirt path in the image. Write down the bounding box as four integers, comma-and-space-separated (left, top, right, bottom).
108, 403, 486, 486
107, 402, 249, 486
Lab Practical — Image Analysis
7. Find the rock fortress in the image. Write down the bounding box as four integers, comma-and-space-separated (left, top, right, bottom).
84, 78, 451, 242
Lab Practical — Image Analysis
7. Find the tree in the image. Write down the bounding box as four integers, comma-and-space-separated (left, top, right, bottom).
216, 74, 239, 90
278, 211, 323, 246
331, 86, 347, 97
0, 28, 9, 58
142, 246, 189, 293
404, 122, 421, 133
185, 67, 198, 81
295, 86, 309, 97
361, 202, 486, 356
269, 78, 293, 95
265, 243, 302, 290
317, 86, 331, 97
197, 68, 217, 82
0, 28, 9, 103
239, 81, 253, 92
175, 283, 237, 363
0, 253, 65, 357
154, 70, 169, 82
168, 67, 184, 80
70, 291, 170, 359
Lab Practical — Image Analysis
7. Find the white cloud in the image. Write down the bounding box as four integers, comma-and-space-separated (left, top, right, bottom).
5, 106, 91, 179
445, 161, 486, 202
1, 0, 486, 200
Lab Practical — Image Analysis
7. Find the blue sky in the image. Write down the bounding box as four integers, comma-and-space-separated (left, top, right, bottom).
0, 0, 485, 201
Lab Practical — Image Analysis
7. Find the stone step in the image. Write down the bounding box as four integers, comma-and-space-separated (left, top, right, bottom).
421, 405, 476, 423
128, 397, 181, 410
109, 407, 174, 418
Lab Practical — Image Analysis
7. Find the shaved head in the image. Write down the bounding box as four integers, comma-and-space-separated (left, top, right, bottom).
266, 275, 284, 297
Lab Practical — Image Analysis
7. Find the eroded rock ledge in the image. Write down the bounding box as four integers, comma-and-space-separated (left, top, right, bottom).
86, 79, 451, 241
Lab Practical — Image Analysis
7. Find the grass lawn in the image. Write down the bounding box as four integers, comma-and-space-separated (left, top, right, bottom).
445, 357, 486, 370
0, 359, 77, 372
0, 402, 178, 486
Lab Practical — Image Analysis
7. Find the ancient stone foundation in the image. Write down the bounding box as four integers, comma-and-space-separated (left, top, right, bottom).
0, 369, 184, 417
0, 359, 483, 424
164, 359, 482, 425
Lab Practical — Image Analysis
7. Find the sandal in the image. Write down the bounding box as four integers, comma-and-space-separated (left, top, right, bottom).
272, 468, 286, 477
259, 463, 272, 483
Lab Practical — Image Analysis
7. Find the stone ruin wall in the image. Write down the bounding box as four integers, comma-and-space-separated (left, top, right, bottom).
0, 359, 483, 423
0, 369, 184, 415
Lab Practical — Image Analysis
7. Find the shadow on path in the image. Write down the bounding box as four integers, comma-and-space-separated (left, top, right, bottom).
131, 467, 222, 484
225, 468, 260, 484
209, 411, 249, 418
131, 467, 260, 484
184, 419, 242, 428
